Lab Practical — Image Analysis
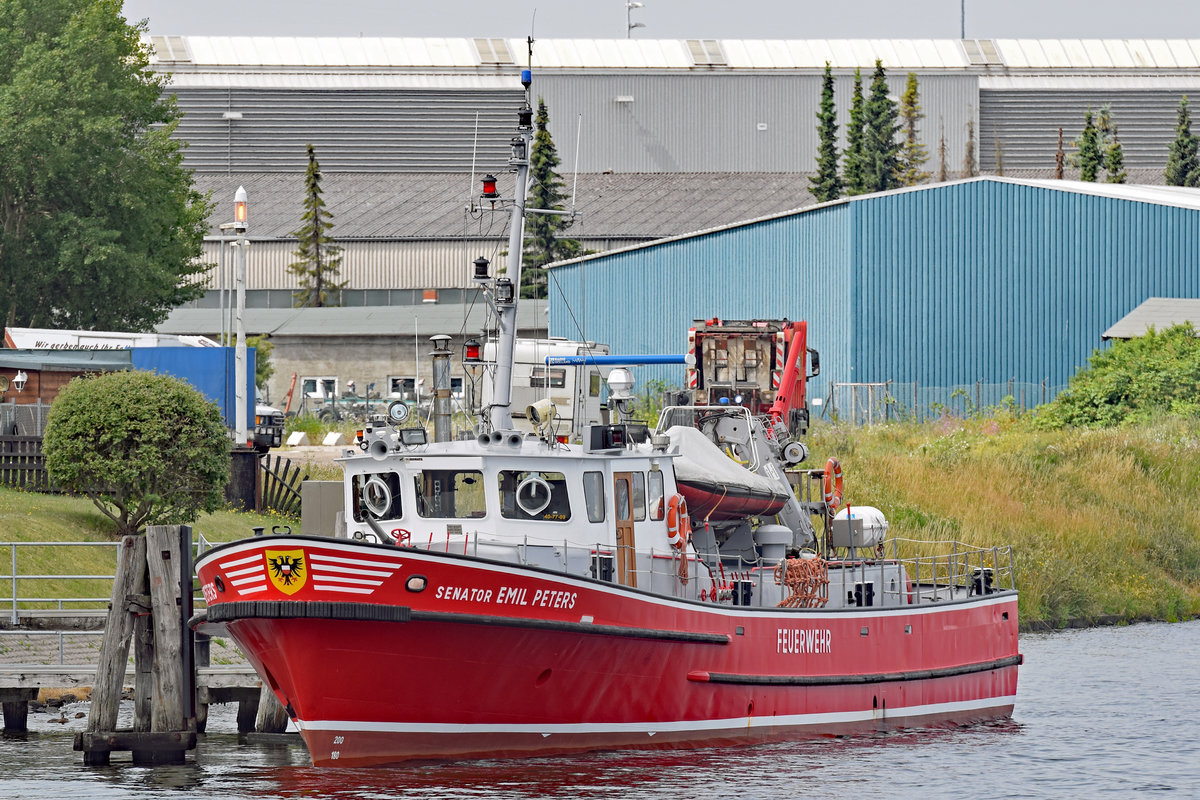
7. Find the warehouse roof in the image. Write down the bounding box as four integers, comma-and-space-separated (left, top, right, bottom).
550, 177, 1200, 267
148, 36, 1200, 72
195, 172, 813, 240
157, 299, 549, 338
1103, 298, 1200, 339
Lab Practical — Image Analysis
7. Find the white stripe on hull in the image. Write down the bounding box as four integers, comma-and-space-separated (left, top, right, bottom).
296, 694, 1016, 736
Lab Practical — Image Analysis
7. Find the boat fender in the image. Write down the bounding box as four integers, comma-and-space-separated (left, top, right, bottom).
666, 494, 691, 550
822, 458, 844, 510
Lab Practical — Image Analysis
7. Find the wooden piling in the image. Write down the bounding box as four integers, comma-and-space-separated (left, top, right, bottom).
255, 684, 289, 734
82, 535, 144, 764
147, 525, 185, 736
76, 526, 197, 766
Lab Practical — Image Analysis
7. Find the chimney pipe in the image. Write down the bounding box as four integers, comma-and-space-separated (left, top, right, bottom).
430, 334, 453, 442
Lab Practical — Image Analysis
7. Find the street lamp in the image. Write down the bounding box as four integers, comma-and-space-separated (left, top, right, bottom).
221, 186, 250, 447
626, 2, 645, 38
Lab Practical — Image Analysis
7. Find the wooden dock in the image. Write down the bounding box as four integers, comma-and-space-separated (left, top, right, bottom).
0, 664, 270, 735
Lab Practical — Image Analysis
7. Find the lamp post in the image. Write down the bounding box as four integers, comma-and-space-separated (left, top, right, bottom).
233, 186, 249, 446
625, 2, 644, 38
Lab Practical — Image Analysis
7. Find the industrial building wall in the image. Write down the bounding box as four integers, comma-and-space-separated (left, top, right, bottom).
548, 205, 854, 401
171, 85, 522, 173
979, 83, 1200, 172
850, 180, 1200, 388
198, 237, 625, 292
521, 73, 978, 174
549, 179, 1200, 403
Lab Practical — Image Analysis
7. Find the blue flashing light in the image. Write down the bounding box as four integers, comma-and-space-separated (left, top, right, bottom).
521, 69, 532, 87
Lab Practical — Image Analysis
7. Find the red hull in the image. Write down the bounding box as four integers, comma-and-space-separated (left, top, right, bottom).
196, 536, 1020, 766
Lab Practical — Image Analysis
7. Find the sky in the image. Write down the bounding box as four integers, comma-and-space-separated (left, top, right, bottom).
121, 0, 1200, 41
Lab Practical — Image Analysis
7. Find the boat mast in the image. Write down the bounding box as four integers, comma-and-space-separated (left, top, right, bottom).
489, 50, 534, 432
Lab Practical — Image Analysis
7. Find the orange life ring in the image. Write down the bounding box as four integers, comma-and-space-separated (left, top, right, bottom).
822, 458, 844, 510
666, 494, 690, 550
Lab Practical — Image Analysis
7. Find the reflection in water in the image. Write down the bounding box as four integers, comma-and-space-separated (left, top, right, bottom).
1, 621, 1198, 799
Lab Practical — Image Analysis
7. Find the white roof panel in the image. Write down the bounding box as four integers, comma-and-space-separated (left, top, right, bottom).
1167, 40, 1198, 67
932, 40, 967, 67
1102, 40, 1136, 69
1082, 40, 1113, 68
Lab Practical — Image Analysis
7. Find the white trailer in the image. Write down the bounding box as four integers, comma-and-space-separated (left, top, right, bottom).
480, 338, 609, 440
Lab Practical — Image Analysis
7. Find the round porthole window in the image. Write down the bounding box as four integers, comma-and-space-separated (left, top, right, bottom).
515, 474, 553, 516
363, 475, 393, 517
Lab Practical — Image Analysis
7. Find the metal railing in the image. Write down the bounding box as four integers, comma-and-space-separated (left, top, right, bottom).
0, 629, 106, 665
2, 534, 219, 625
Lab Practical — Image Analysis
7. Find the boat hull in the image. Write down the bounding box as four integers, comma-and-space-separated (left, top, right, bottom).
196, 536, 1020, 766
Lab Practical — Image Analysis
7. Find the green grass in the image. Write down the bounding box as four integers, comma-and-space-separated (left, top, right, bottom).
0, 489, 288, 612
808, 413, 1200, 628
5, 414, 1200, 628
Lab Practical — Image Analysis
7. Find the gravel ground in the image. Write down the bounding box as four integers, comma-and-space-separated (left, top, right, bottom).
0, 630, 248, 666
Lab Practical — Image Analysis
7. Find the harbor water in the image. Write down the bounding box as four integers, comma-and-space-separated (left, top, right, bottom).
2, 619, 1197, 799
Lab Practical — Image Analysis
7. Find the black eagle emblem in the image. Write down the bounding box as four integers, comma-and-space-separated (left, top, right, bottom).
268, 553, 305, 586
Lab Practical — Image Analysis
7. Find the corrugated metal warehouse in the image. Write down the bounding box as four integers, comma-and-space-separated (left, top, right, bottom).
151, 36, 1200, 176
546, 177, 1200, 412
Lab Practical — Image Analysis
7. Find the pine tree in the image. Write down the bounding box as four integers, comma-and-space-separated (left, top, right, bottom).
1055, 127, 1065, 179
1075, 109, 1102, 182
897, 73, 929, 186
289, 144, 346, 307
521, 99, 582, 299
1104, 124, 1127, 184
860, 60, 902, 193
842, 70, 866, 195
937, 119, 948, 181
963, 113, 978, 177
810, 62, 842, 202
1165, 95, 1200, 187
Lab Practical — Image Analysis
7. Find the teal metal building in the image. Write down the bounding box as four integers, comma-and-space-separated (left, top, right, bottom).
547, 177, 1200, 411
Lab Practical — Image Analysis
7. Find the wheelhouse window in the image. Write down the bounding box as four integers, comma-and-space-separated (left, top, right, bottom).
414, 469, 485, 518
583, 471, 605, 523
352, 471, 403, 522
648, 470, 665, 521
631, 472, 646, 522
498, 470, 571, 522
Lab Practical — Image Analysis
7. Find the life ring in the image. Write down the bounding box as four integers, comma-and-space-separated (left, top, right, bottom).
822, 458, 844, 510
666, 494, 691, 550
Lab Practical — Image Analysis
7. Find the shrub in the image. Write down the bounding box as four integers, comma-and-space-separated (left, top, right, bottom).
1036, 324, 1200, 428
43, 371, 231, 537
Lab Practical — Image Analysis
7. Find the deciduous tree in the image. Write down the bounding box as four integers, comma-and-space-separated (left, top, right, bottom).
289, 144, 346, 307
0, 0, 211, 330
43, 371, 230, 537
522, 99, 582, 299
810, 63, 842, 202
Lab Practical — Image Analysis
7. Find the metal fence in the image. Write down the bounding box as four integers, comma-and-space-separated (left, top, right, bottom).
0, 401, 51, 437
825, 380, 1069, 426
1, 534, 217, 625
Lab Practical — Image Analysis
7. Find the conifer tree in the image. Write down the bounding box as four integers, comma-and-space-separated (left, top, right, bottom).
1075, 109, 1102, 182
521, 99, 582, 299
936, 119, 948, 182
1104, 124, 1127, 184
897, 73, 930, 186
1055, 127, 1065, 179
860, 60, 901, 193
1165, 95, 1200, 187
810, 63, 842, 202
842, 70, 866, 195
289, 144, 346, 307
962, 113, 978, 177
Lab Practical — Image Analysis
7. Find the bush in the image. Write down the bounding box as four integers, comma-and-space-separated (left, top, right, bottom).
1036, 324, 1200, 429
43, 371, 231, 537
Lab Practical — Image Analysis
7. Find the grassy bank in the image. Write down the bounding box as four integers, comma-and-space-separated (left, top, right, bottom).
0, 490, 285, 611
4, 415, 1199, 627
809, 414, 1200, 627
